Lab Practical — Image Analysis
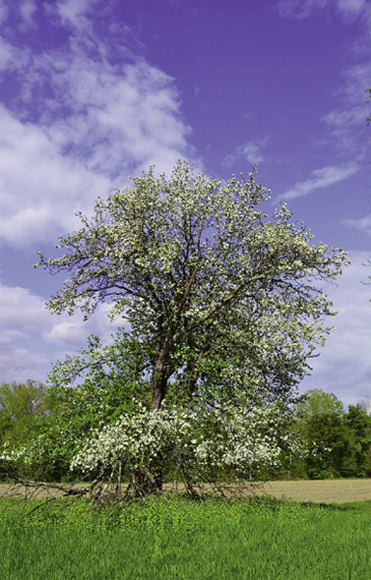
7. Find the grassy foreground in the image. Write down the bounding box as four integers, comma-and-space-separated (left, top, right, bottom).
1, 495, 371, 579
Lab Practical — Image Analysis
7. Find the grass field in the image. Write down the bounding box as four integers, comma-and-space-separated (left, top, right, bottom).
2, 491, 371, 579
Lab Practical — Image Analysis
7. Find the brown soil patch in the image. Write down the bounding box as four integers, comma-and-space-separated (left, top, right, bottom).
0, 479, 370, 504
256, 479, 371, 504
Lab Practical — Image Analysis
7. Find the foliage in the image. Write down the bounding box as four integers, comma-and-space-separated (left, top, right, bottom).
342, 404, 371, 477
289, 392, 371, 479
301, 412, 349, 479
1, 393, 307, 497
0, 381, 50, 479
293, 388, 344, 422
0, 334, 154, 482
36, 161, 349, 414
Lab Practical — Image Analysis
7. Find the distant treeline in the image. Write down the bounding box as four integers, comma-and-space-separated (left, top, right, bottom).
0, 381, 370, 482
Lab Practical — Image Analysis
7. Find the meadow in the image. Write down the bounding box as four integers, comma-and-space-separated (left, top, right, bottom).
2, 485, 371, 580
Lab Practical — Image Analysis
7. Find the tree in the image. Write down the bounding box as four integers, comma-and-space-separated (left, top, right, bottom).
303, 412, 349, 479
7, 160, 346, 496
36, 161, 349, 416
0, 380, 50, 480
290, 389, 345, 479
0, 380, 49, 443
293, 388, 344, 422
343, 404, 371, 477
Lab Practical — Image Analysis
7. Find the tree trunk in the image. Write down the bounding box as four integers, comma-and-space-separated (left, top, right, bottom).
133, 467, 163, 497
151, 316, 170, 411
151, 346, 169, 411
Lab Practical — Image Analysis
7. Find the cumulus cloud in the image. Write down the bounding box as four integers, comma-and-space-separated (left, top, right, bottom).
278, 0, 371, 160
277, 0, 368, 20
0, 0, 8, 24
277, 0, 328, 19
0, 279, 127, 382
39, 57, 193, 177
277, 162, 359, 201
56, 0, 94, 26
342, 215, 371, 235
0, 37, 14, 71
43, 302, 126, 347
337, 0, 366, 13
224, 138, 269, 169
0, 19, 196, 248
300, 252, 371, 407
322, 63, 371, 155
0, 105, 112, 247
0, 282, 53, 382
19, 0, 37, 28
276, 0, 371, 161
0, 283, 50, 329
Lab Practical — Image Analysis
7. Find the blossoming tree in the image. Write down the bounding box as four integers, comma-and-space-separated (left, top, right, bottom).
19, 161, 349, 497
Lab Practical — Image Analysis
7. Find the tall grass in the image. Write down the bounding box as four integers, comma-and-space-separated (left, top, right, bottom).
1, 495, 371, 579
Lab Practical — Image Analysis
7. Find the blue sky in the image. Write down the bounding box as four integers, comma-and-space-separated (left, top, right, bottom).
0, 0, 370, 408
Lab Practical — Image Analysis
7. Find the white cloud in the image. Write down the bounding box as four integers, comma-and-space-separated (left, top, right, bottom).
19, 0, 37, 28
0, 280, 118, 347
0, 29, 196, 247
337, 0, 366, 13
0, 38, 13, 71
300, 252, 371, 408
278, 0, 370, 162
277, 0, 327, 19
277, 0, 367, 19
224, 138, 268, 168
322, 63, 371, 154
0, 283, 50, 329
56, 0, 97, 27
43, 302, 126, 347
342, 215, 371, 235
278, 162, 359, 201
0, 278, 127, 382
0, 282, 52, 382
41, 58, 193, 177
0, 0, 8, 24
0, 105, 111, 247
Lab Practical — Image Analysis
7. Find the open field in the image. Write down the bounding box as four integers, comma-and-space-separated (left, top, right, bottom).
257, 479, 371, 504
1, 478, 371, 504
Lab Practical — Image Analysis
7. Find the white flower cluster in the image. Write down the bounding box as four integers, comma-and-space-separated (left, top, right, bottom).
69, 399, 306, 479
0, 433, 52, 466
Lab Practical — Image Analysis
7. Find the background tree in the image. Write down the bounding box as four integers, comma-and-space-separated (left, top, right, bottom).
36, 161, 349, 420
289, 389, 344, 479
0, 380, 49, 443
293, 388, 345, 422
342, 404, 371, 477
303, 412, 349, 479
0, 380, 50, 479
289, 391, 371, 479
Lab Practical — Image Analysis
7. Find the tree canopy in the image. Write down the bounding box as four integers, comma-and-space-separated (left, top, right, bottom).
37, 161, 349, 413
293, 388, 344, 421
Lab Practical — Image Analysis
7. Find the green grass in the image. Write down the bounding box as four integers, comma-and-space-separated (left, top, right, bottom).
1, 495, 371, 579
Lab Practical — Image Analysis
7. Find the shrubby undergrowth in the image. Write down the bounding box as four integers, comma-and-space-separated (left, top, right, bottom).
1, 393, 307, 500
